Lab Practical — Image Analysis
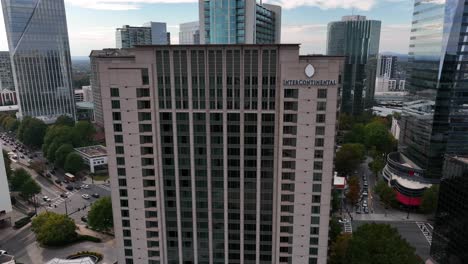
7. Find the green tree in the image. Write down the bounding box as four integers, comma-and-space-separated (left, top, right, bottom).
329, 216, 343, 243
46, 141, 60, 163
17, 117, 47, 148
329, 233, 352, 264
344, 124, 366, 144
335, 143, 365, 176
74, 121, 96, 146
55, 115, 75, 127
20, 179, 41, 201
339, 113, 354, 131
375, 180, 397, 214
364, 121, 396, 154
369, 154, 386, 177
87, 197, 113, 230
10, 168, 32, 191
345, 223, 422, 264
331, 189, 341, 213
31, 212, 77, 246
3, 150, 12, 179
346, 176, 361, 204
420, 185, 439, 214
54, 144, 74, 168
64, 152, 84, 174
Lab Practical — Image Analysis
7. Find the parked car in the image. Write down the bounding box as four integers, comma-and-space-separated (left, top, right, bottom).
92, 193, 100, 198
66, 185, 74, 191
42, 196, 51, 202
82, 184, 90, 189
362, 191, 368, 196
0, 250, 8, 255
82, 194, 90, 199
54, 179, 62, 184
60, 193, 68, 198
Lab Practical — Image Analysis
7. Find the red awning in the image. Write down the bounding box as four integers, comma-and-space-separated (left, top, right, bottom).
396, 191, 422, 206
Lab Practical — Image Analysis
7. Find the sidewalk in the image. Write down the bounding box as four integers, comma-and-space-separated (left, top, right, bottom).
353, 210, 429, 222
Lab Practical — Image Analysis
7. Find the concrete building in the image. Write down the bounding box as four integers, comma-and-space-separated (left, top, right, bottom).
377, 55, 397, 79
92, 44, 344, 264
2, 0, 76, 121
199, 0, 281, 44
375, 77, 406, 93
327, 15, 381, 115
116, 22, 170, 49
0, 143, 12, 225
0, 89, 17, 106
179, 21, 200, 44
74, 86, 93, 103
0, 52, 14, 91
74, 145, 108, 173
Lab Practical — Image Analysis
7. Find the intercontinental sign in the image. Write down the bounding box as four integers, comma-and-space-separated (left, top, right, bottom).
283, 64, 337, 86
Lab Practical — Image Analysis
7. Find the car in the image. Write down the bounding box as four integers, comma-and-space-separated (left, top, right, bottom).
54, 179, 62, 184
82, 194, 90, 199
75, 186, 81, 190
19, 155, 24, 159
63, 179, 69, 184
81, 216, 88, 222
66, 185, 74, 191
363, 201, 368, 207
60, 193, 68, 198
92, 193, 100, 198
362, 191, 368, 196
338, 218, 350, 224
0, 250, 8, 255
82, 184, 90, 189
363, 181, 368, 186
42, 196, 51, 202
364, 207, 369, 214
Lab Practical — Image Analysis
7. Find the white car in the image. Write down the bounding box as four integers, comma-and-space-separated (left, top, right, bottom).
0, 250, 8, 255
82, 194, 90, 199
42, 196, 51, 202
362, 191, 368, 196
363, 201, 368, 206
338, 218, 350, 224
82, 184, 90, 189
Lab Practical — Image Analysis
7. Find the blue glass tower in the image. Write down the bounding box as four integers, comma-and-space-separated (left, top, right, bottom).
199, 0, 281, 44
2, 0, 75, 121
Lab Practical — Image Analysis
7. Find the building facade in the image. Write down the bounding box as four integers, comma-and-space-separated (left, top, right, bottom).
179, 21, 200, 44
116, 22, 170, 49
93, 44, 343, 264
430, 155, 468, 264
377, 55, 397, 79
327, 15, 381, 115
2, 0, 76, 121
0, 52, 14, 91
199, 0, 281, 44
0, 143, 12, 224
0, 89, 17, 106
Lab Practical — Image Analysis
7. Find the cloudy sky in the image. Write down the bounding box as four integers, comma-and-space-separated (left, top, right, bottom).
0, 0, 414, 56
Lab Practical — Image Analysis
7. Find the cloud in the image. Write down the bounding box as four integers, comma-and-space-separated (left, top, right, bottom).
65, 0, 377, 11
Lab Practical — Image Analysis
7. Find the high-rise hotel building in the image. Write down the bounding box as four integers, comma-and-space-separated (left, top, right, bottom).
92, 44, 343, 264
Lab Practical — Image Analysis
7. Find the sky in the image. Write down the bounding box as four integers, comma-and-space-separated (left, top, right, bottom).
0, 0, 414, 56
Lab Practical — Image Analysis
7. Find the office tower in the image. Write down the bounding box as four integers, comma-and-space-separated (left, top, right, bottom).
0, 143, 12, 223
179, 21, 200, 44
0, 52, 14, 91
430, 155, 468, 264
2, 0, 75, 121
199, 0, 281, 44
92, 44, 343, 264
327, 15, 381, 115
116, 22, 169, 48
382, 0, 468, 206
377, 55, 397, 79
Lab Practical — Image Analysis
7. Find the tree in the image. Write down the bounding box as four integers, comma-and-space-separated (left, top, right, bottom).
54, 144, 74, 168
87, 197, 113, 230
331, 189, 341, 213
339, 114, 354, 131
346, 176, 361, 204
10, 168, 32, 191
329, 216, 343, 243
55, 115, 75, 127
420, 185, 439, 214
30, 161, 47, 176
335, 144, 365, 176
375, 180, 397, 213
3, 150, 12, 179
46, 141, 60, 163
345, 223, 422, 264
74, 121, 95, 146
329, 233, 352, 264
369, 154, 386, 177
42, 125, 79, 157
64, 152, 84, 174
364, 121, 396, 154
20, 179, 41, 201
344, 124, 366, 145
17, 117, 47, 148
31, 212, 77, 246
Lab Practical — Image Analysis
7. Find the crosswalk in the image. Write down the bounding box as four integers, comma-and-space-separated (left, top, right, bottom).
42, 190, 80, 208
343, 221, 353, 233
416, 222, 432, 245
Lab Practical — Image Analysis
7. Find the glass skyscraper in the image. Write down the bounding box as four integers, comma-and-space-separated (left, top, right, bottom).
2, 0, 75, 121
327, 15, 381, 115
199, 0, 281, 44
116, 22, 170, 49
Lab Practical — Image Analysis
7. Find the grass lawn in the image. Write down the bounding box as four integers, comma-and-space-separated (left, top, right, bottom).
91, 174, 109, 182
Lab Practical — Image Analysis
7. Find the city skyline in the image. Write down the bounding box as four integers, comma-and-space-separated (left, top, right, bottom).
0, 0, 412, 56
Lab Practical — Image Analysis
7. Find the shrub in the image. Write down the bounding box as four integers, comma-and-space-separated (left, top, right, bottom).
14, 216, 31, 229
76, 235, 102, 243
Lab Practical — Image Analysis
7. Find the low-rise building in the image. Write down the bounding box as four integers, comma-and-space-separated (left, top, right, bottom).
0, 143, 12, 225
74, 145, 107, 173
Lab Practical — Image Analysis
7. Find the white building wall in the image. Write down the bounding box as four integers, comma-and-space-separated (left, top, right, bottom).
0, 143, 13, 214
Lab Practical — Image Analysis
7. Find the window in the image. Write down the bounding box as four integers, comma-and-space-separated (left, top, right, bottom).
282, 172, 295, 180
283, 126, 297, 135
315, 138, 324, 147
284, 114, 297, 123
312, 195, 321, 203
283, 138, 296, 146
282, 161, 295, 169
311, 206, 320, 214
140, 135, 153, 144
141, 68, 149, 85
116, 146, 124, 154
112, 112, 121, 121
284, 89, 298, 98
138, 100, 151, 109
110, 88, 119, 97
138, 112, 152, 121
314, 150, 323, 159
312, 184, 321, 192
121, 200, 128, 207
139, 124, 152, 132
316, 114, 325, 123
115, 135, 123, 143
283, 149, 296, 158
317, 89, 327, 98
313, 161, 323, 170
117, 157, 125, 165
317, 101, 326, 111
284, 102, 298, 111
141, 147, 154, 155
113, 124, 122, 132
118, 168, 126, 176
137, 88, 150, 97
111, 100, 120, 109
282, 184, 294, 191
313, 173, 322, 181
316, 126, 325, 135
